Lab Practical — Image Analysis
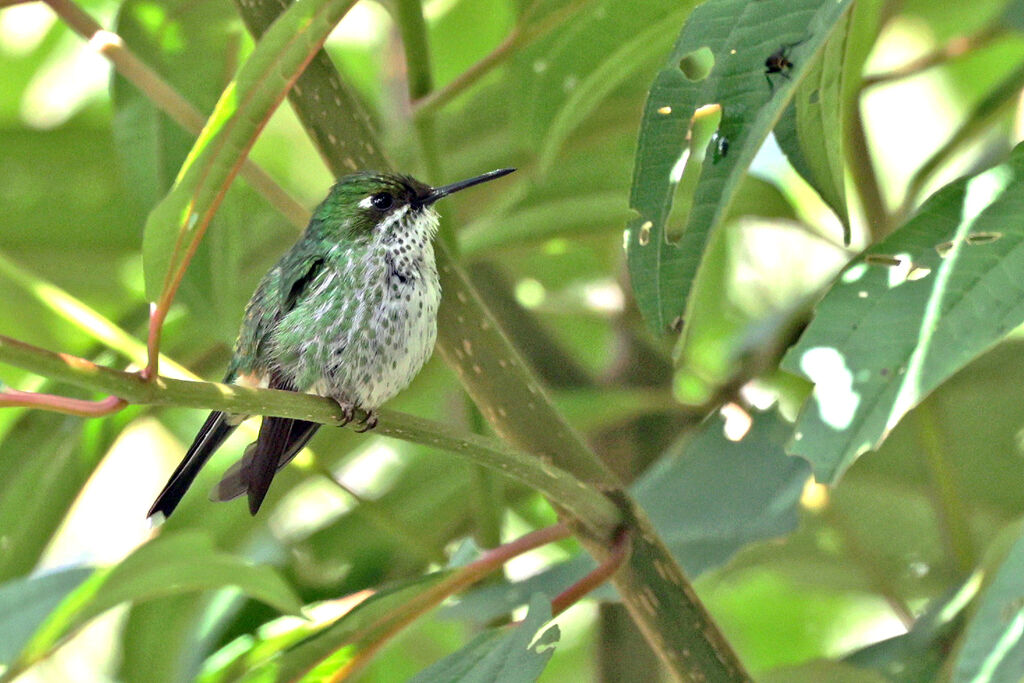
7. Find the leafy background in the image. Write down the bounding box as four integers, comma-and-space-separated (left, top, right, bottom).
3, 0, 1024, 679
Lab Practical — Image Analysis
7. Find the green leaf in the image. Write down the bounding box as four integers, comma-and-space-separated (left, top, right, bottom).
410, 593, 558, 683
773, 11, 852, 236
216, 573, 452, 681
16, 531, 301, 666
782, 143, 1024, 483
534, 9, 685, 178
141, 0, 357, 305
845, 579, 975, 683
0, 568, 92, 665
446, 409, 808, 622
953, 520, 1024, 681
626, 0, 855, 332
0, 413, 88, 582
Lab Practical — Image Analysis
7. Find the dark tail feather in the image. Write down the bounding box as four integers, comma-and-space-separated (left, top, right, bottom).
148, 411, 238, 520
244, 417, 321, 515
211, 420, 320, 504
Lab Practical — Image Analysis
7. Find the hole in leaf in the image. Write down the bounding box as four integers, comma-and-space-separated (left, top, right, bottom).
638, 220, 653, 245
967, 231, 1002, 244
865, 254, 902, 267
678, 47, 714, 81
665, 104, 722, 243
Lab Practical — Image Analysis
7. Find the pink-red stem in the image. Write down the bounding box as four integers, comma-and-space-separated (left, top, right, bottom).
0, 390, 126, 417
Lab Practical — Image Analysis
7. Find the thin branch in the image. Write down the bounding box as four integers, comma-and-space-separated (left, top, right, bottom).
0, 390, 126, 418
42, 0, 310, 231
551, 526, 630, 616
394, 0, 433, 100
845, 95, 890, 240
412, 0, 590, 116
0, 334, 622, 535
862, 27, 1004, 89
336, 522, 571, 679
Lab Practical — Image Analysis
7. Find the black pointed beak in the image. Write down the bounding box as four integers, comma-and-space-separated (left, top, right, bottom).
420, 168, 515, 206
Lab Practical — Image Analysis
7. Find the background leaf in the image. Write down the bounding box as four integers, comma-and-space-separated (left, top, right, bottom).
783, 143, 1024, 483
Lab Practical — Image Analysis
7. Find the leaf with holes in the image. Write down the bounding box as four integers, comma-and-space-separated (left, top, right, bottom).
626, 0, 855, 333
783, 143, 1024, 483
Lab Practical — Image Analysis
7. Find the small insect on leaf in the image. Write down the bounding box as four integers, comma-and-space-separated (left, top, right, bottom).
764, 38, 807, 91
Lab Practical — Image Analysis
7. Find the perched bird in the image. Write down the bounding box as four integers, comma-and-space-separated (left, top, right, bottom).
148, 167, 515, 520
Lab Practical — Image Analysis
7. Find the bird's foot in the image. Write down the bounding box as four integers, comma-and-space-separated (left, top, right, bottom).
336, 400, 357, 427
334, 400, 377, 432
354, 410, 377, 433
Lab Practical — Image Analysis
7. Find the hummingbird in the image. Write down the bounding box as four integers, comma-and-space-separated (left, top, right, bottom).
148, 167, 516, 520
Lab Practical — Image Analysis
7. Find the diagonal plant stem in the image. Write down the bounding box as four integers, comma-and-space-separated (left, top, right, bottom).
42, 0, 310, 231
235, 0, 749, 678
0, 334, 620, 533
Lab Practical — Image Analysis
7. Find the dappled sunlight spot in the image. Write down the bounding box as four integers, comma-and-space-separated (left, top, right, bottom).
739, 381, 778, 411
305, 589, 374, 626
20, 39, 109, 129
58, 352, 98, 373
515, 278, 546, 308
842, 263, 868, 284
886, 254, 912, 288
39, 418, 177, 570
547, 601, 597, 649
87, 29, 123, 56
270, 476, 355, 542
800, 347, 860, 430
963, 164, 1014, 224
328, 1, 389, 46
907, 266, 931, 281
799, 476, 829, 512
857, 290, 869, 298
719, 402, 752, 441
503, 512, 574, 583
828, 606, 908, 660
657, 105, 672, 115
582, 280, 624, 314
542, 238, 570, 255
0, 2, 56, 56
941, 571, 983, 623
335, 440, 406, 499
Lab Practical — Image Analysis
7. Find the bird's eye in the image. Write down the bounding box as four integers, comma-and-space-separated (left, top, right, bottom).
370, 192, 394, 210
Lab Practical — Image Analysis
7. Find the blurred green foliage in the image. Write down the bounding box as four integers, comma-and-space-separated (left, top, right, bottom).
4, 0, 1024, 679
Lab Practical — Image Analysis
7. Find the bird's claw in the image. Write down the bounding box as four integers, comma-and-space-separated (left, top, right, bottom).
336, 401, 357, 427
354, 411, 377, 433
335, 400, 377, 432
